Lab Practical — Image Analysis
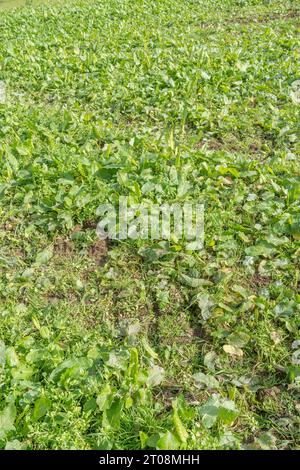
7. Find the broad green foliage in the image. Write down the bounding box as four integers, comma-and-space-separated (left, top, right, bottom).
0, 0, 300, 450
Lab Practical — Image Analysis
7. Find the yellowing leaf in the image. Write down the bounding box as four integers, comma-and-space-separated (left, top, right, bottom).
223, 344, 243, 357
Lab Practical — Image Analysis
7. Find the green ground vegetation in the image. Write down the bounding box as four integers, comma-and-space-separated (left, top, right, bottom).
0, 0, 299, 450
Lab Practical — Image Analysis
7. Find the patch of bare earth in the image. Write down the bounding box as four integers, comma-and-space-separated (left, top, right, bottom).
87, 239, 109, 266
196, 138, 224, 151
54, 236, 75, 257
250, 273, 271, 291
249, 142, 261, 154
156, 381, 208, 409
0, 217, 20, 232
198, 9, 300, 29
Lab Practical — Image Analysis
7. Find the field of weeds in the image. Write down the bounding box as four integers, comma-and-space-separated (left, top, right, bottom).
0, 0, 299, 450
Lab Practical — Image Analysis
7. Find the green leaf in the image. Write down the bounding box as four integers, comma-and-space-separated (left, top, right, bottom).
139, 431, 148, 449
245, 242, 276, 258
0, 402, 16, 440
217, 400, 238, 425
179, 274, 205, 288
103, 398, 122, 429
5, 439, 24, 450
49, 357, 92, 382
11, 364, 34, 381
177, 179, 190, 198
97, 384, 113, 412
146, 365, 165, 386
265, 234, 289, 247
255, 432, 277, 450
0, 340, 5, 366
156, 431, 180, 450
227, 332, 250, 348
5, 347, 19, 367
35, 248, 53, 266
142, 338, 158, 359
126, 348, 139, 381
196, 293, 214, 320
193, 372, 219, 389
83, 398, 97, 412
172, 402, 188, 443
185, 240, 203, 251
199, 395, 238, 429
33, 396, 51, 421
106, 350, 130, 370
199, 404, 219, 429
